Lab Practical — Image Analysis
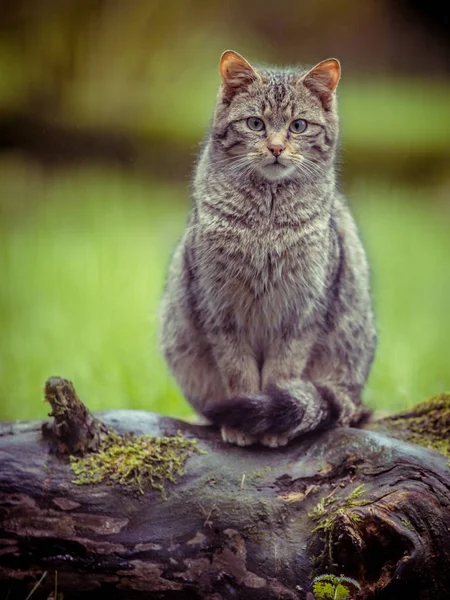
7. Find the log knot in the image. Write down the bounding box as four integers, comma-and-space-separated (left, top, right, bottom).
42, 376, 107, 457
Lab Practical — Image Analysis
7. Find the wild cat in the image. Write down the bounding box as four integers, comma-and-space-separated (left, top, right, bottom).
160, 50, 376, 447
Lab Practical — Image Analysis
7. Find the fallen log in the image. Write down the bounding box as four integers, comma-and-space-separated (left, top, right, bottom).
0, 378, 449, 600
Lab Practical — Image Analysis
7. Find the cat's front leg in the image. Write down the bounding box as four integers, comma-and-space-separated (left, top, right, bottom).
259, 313, 375, 446
203, 332, 328, 447
259, 333, 333, 447
261, 334, 314, 391
207, 332, 261, 446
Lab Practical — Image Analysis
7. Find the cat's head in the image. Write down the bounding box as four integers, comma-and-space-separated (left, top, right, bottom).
211, 50, 340, 183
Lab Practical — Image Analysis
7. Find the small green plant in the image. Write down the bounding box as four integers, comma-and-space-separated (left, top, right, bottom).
309, 484, 369, 536
312, 574, 361, 600
308, 485, 370, 570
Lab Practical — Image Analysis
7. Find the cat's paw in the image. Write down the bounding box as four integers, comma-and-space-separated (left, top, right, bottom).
221, 426, 257, 446
260, 433, 289, 448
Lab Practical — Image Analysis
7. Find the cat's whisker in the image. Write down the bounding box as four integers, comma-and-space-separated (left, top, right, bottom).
213, 152, 261, 167
301, 157, 322, 174
212, 157, 250, 168
299, 160, 318, 175
237, 158, 264, 180
290, 157, 322, 183
247, 161, 264, 178
228, 156, 265, 180
229, 162, 256, 178
290, 161, 316, 183
293, 155, 319, 169
221, 162, 254, 177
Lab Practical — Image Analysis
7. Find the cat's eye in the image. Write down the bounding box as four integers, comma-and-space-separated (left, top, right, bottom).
289, 119, 308, 134
247, 117, 265, 132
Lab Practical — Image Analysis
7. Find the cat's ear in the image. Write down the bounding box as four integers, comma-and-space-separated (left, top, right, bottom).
301, 58, 341, 109
220, 50, 260, 100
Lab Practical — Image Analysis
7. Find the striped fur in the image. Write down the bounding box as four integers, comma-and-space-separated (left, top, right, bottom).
160, 51, 376, 447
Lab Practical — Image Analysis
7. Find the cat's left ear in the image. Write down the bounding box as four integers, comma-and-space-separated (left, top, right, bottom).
301, 59, 341, 109
220, 50, 260, 100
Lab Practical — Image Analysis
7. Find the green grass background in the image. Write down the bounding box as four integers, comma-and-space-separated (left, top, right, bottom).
1, 158, 449, 421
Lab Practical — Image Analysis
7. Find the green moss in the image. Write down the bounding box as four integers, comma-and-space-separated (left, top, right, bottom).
308, 485, 370, 569
372, 393, 450, 457
250, 466, 272, 480
401, 518, 414, 531
309, 485, 367, 533
312, 574, 361, 600
70, 430, 204, 499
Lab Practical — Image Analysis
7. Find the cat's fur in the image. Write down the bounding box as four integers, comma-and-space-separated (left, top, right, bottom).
160, 51, 376, 447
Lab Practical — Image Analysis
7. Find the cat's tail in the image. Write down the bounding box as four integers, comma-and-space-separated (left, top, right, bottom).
202, 382, 336, 438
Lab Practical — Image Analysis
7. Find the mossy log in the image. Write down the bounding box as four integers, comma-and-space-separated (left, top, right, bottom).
1, 379, 450, 600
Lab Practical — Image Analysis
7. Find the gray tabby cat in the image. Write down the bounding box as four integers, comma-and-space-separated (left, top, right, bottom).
160, 50, 376, 447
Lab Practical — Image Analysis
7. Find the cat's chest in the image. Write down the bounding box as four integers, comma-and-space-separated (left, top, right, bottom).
208, 221, 311, 284
198, 206, 330, 322
240, 246, 293, 291
204, 227, 322, 313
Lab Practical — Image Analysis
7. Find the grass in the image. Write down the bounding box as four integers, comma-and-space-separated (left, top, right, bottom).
351, 181, 450, 409
0, 160, 449, 421
0, 161, 191, 420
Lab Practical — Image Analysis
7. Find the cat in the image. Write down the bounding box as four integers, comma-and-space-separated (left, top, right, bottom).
159, 50, 376, 447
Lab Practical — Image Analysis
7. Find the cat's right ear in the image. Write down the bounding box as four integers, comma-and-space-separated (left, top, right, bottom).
220, 50, 260, 100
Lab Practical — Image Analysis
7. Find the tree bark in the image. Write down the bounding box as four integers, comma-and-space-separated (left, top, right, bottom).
0, 379, 449, 600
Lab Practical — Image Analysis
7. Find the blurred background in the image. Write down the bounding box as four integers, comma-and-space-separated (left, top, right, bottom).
0, 0, 449, 421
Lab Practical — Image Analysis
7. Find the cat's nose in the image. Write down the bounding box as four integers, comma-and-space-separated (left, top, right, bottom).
268, 144, 285, 157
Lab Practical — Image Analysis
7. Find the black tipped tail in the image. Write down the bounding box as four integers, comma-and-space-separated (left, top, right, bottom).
202, 385, 305, 436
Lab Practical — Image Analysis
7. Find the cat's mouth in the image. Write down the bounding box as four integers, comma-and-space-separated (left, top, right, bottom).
258, 158, 295, 181
267, 157, 286, 168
